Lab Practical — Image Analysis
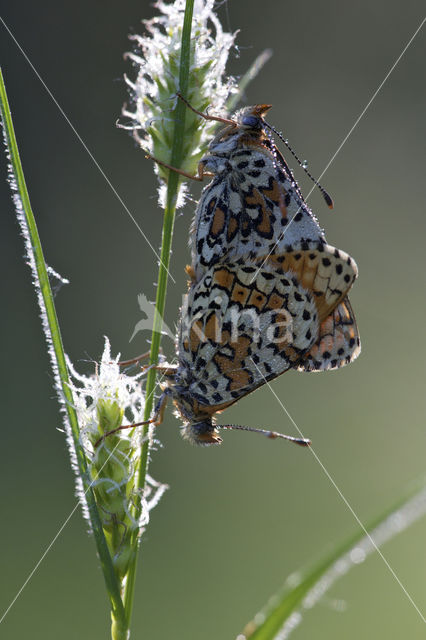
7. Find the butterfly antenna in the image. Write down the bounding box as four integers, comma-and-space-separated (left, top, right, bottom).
263, 120, 333, 208
218, 424, 311, 447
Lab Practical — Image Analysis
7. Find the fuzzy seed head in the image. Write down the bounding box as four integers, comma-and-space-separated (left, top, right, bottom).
121, 0, 237, 200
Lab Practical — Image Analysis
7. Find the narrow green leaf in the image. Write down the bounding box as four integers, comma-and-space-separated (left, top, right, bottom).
226, 49, 273, 113
241, 481, 426, 639
0, 69, 126, 629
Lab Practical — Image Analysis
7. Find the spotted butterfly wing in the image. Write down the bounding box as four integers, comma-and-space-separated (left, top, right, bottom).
296, 297, 361, 371
265, 241, 358, 322
178, 262, 317, 409
177, 244, 357, 413
190, 106, 325, 282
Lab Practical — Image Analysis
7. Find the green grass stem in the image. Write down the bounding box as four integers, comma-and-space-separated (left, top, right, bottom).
122, 0, 195, 627
0, 69, 127, 636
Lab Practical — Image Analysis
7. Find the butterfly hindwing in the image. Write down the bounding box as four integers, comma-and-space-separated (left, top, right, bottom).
296, 297, 361, 371
178, 262, 320, 408
265, 242, 358, 322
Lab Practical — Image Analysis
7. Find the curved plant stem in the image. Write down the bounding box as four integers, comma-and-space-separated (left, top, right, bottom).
0, 70, 126, 631
122, 0, 195, 626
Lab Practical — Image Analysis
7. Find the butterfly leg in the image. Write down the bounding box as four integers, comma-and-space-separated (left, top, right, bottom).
118, 350, 151, 367
145, 153, 214, 182
94, 416, 155, 448
134, 363, 178, 376
176, 92, 237, 127
152, 391, 169, 426
152, 365, 179, 376
119, 348, 170, 370
94, 392, 170, 448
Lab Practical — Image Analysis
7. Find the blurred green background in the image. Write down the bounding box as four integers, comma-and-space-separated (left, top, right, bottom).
1, 1, 425, 638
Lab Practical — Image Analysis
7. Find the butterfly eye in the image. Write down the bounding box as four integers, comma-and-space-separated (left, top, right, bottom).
241, 115, 260, 128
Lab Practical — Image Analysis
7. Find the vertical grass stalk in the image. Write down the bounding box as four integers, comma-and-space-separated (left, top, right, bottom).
122, 0, 195, 624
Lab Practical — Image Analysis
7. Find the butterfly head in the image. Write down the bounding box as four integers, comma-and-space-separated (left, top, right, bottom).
181, 419, 223, 446
236, 104, 272, 130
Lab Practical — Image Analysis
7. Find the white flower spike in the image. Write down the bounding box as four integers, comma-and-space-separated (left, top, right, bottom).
67, 338, 167, 580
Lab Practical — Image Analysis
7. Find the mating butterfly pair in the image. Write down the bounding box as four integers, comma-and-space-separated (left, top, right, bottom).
141, 100, 360, 446
101, 101, 359, 449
